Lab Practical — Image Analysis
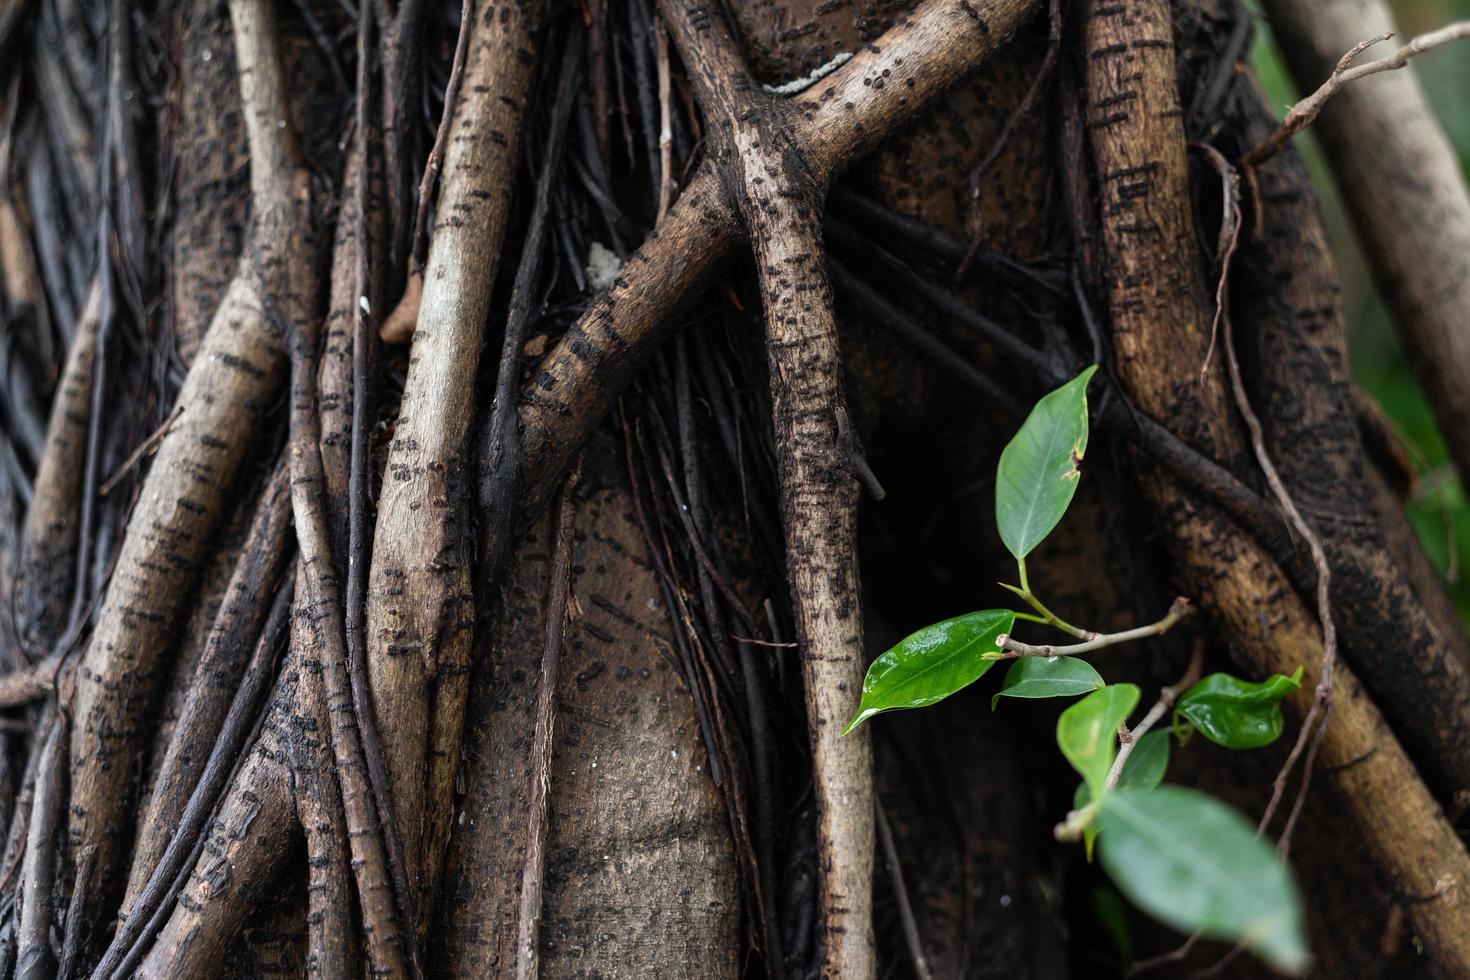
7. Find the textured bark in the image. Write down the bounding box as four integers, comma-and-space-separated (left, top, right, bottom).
4, 0, 1470, 974
12, 279, 97, 656
433, 444, 739, 978
290, 605, 359, 980
1083, 1, 1470, 971
1228, 76, 1470, 802
517, 0, 1042, 517
64, 0, 316, 941
166, 0, 248, 367
135, 665, 301, 978
143, 478, 256, 795
15, 717, 64, 980
363, 0, 542, 929
125, 458, 291, 907
657, 1, 877, 971
1258, 0, 1470, 493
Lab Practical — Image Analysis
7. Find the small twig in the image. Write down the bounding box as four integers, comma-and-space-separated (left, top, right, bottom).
1192, 143, 1240, 381
1243, 21, 1470, 167
991, 597, 1191, 660
1001, 576, 1092, 639
1133, 144, 1343, 980
729, 635, 798, 649
15, 716, 65, 980
0, 652, 62, 709
99, 405, 183, 497
408, 0, 473, 271
875, 797, 932, 980
515, 462, 580, 980
836, 407, 885, 501
1195, 149, 1337, 850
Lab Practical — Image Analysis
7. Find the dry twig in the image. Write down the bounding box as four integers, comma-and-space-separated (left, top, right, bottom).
1245, 22, 1470, 167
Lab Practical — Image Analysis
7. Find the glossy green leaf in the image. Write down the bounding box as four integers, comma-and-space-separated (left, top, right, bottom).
996, 365, 1099, 560
993, 656, 1104, 709
1099, 787, 1309, 974
1056, 683, 1138, 798
1073, 728, 1171, 857
844, 610, 1015, 733
1174, 668, 1303, 749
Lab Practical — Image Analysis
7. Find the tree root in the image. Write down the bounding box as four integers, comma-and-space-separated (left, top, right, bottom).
1082, 0, 1470, 971
362, 0, 544, 935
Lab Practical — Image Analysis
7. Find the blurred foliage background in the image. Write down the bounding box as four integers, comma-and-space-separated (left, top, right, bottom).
1250, 0, 1470, 622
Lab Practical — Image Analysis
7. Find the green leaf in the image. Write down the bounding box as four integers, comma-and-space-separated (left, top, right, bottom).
1174, 668, 1303, 749
996, 365, 1099, 560
1099, 787, 1309, 974
1073, 728, 1171, 857
992, 656, 1104, 709
1056, 683, 1139, 798
844, 610, 1015, 733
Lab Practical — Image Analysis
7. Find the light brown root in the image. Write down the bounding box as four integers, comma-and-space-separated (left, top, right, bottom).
363, 0, 544, 935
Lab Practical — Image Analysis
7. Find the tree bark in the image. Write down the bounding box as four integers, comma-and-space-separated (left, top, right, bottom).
1258, 0, 1470, 492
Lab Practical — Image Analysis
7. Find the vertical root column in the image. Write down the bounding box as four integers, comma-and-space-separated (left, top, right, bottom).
755, 206, 874, 978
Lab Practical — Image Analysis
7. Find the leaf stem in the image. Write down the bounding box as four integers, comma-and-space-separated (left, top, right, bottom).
1054, 640, 1204, 843
999, 581, 1091, 638
989, 596, 1191, 660
1102, 641, 1203, 792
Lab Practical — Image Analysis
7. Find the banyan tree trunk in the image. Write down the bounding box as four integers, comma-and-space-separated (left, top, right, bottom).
0, 0, 1468, 976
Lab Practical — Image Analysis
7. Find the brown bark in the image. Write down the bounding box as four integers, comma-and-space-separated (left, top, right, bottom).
12, 278, 97, 656
63, 0, 316, 942
135, 675, 301, 978
1258, 0, 1470, 494
4, 0, 1470, 974
291, 605, 360, 980
363, 0, 543, 931
1228, 75, 1470, 801
432, 442, 740, 977
656, 1, 879, 971
1082, 0, 1470, 971
517, 0, 1042, 525
166, 0, 248, 367
124, 458, 291, 907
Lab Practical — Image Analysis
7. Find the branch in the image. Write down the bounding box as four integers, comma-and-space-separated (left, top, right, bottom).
1104, 643, 1203, 790
1244, 22, 1470, 167
1054, 643, 1203, 843
96, 571, 296, 980
122, 461, 292, 907
1193, 145, 1338, 852
991, 597, 1191, 660
64, 0, 313, 949
1083, 0, 1470, 969
511, 0, 1042, 555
